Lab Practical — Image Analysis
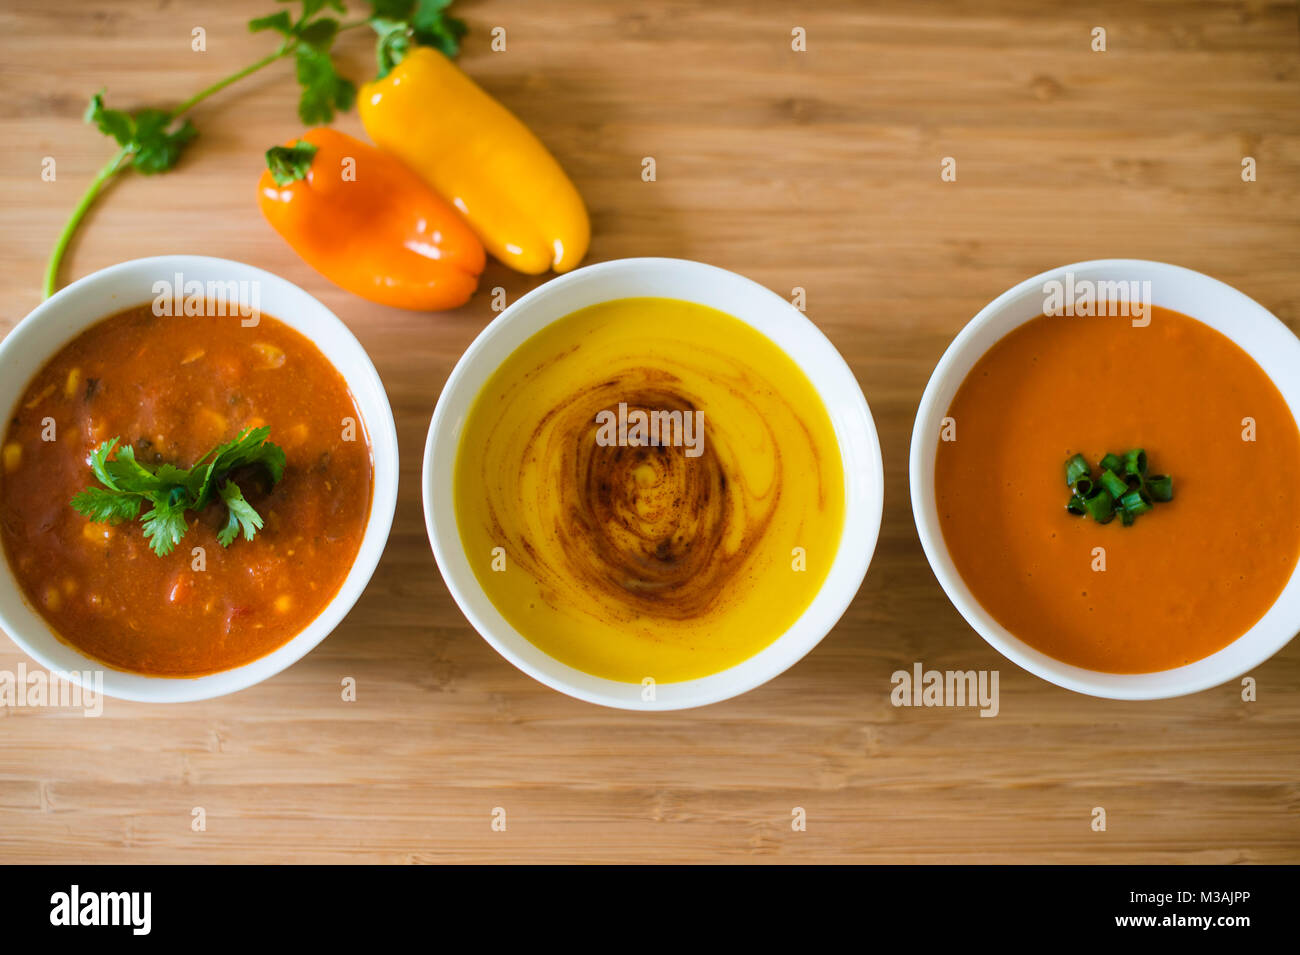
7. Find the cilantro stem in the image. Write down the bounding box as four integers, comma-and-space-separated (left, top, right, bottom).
42, 146, 130, 299
42, 16, 373, 299
170, 46, 291, 117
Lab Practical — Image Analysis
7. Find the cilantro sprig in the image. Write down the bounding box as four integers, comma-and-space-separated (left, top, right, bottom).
84, 94, 198, 175
44, 0, 466, 299
250, 0, 358, 125
71, 428, 287, 557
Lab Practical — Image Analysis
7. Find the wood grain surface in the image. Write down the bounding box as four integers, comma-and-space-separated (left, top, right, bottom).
1, 0, 1298, 863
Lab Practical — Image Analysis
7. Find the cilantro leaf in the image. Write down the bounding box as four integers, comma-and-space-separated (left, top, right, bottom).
193, 426, 286, 508
84, 92, 133, 145
221, 429, 287, 484
102, 443, 167, 492
131, 114, 198, 175
295, 46, 356, 124
84, 92, 197, 176
70, 487, 141, 524
154, 463, 195, 488
294, 0, 346, 22
70, 428, 285, 556
86, 438, 124, 491
141, 498, 190, 557
248, 10, 294, 36
297, 17, 340, 52
368, 0, 415, 18
216, 481, 265, 547
411, 0, 466, 57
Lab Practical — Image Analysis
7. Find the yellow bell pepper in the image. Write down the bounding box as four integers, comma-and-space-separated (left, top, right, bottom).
359, 47, 590, 275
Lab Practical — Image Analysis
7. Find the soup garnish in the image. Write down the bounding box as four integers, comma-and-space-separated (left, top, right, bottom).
1063, 449, 1173, 526
71, 427, 286, 555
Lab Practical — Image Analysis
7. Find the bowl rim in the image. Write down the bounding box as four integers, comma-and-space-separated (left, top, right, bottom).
0, 254, 399, 702
909, 257, 1300, 700
422, 256, 884, 709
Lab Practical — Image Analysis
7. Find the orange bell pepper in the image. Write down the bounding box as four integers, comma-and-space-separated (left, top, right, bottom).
257, 127, 485, 310
359, 47, 590, 275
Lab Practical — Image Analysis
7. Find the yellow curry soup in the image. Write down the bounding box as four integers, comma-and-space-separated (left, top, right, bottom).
454, 297, 845, 683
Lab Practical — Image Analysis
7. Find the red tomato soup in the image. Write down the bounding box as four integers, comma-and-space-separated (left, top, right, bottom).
0, 303, 374, 676
935, 306, 1300, 673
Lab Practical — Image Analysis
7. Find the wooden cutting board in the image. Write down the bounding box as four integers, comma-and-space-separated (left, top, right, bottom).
0, 0, 1297, 863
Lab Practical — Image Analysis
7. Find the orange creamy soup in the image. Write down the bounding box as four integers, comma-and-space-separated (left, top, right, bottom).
935, 305, 1300, 673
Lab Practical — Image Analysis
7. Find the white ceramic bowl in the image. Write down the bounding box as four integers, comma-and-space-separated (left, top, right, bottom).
910, 258, 1300, 699
0, 255, 399, 702
424, 257, 883, 709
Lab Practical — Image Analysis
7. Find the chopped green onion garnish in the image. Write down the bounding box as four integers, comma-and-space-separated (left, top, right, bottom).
1083, 487, 1115, 524
1146, 474, 1173, 502
1120, 488, 1152, 517
1123, 448, 1147, 478
1062, 449, 1172, 527
1065, 453, 1091, 487
1098, 468, 1128, 498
